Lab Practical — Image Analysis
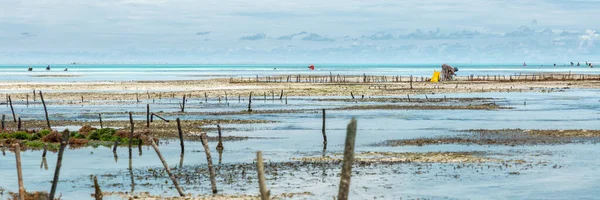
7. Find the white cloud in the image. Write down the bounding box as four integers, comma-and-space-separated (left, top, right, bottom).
240, 33, 267, 41
0, 0, 599, 63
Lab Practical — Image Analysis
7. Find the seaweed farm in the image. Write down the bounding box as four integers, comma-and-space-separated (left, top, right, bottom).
1, 75, 600, 199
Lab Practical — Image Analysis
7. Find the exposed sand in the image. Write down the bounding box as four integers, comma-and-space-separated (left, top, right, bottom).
0, 75, 598, 103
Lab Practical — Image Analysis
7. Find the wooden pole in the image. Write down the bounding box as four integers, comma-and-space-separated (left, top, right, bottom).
14, 143, 25, 200
176, 118, 184, 154
216, 125, 224, 151
112, 141, 118, 153
49, 131, 70, 200
181, 95, 186, 112
322, 109, 327, 148
1, 114, 4, 130
256, 151, 269, 200
17, 117, 21, 131
128, 112, 134, 166
410, 75, 413, 89
42, 144, 47, 158
93, 175, 103, 200
99, 114, 103, 129
146, 104, 150, 128
279, 90, 284, 100
39, 91, 51, 129
200, 133, 218, 194
248, 92, 253, 112
148, 135, 185, 196
350, 92, 355, 99
33, 89, 36, 101
26, 94, 29, 106
338, 118, 357, 200
204, 92, 208, 103
151, 113, 170, 122
8, 95, 16, 122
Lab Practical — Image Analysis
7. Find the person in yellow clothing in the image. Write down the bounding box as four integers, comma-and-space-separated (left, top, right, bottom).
431, 71, 441, 82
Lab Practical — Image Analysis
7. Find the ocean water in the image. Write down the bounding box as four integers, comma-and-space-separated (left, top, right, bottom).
0, 63, 598, 82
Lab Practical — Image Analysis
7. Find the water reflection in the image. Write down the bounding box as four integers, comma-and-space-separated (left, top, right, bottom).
40, 157, 48, 170
129, 156, 135, 193
113, 152, 118, 163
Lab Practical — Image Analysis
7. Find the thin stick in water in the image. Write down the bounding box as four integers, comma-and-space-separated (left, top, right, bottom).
256, 151, 269, 200
338, 118, 357, 200
39, 91, 51, 129
148, 135, 185, 196
49, 130, 70, 200
14, 143, 25, 200
200, 133, 218, 194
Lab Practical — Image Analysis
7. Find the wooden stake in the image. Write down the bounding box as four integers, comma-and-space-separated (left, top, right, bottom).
49, 131, 70, 200
128, 112, 134, 161
204, 92, 208, 103
33, 89, 36, 101
8, 95, 16, 122
26, 94, 29, 106
176, 118, 184, 154
256, 151, 269, 200
148, 135, 185, 196
1, 114, 4, 130
216, 125, 224, 151
322, 109, 327, 148
338, 118, 357, 200
39, 91, 51, 129
14, 143, 25, 200
99, 114, 103, 129
17, 117, 21, 131
93, 176, 103, 200
248, 92, 253, 112
350, 92, 355, 99
279, 90, 284, 100
151, 113, 170, 122
200, 133, 218, 194
181, 95, 186, 112
146, 104, 150, 128
112, 141, 118, 153
42, 144, 47, 158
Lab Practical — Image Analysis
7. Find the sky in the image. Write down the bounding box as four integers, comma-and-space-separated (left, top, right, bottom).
0, 0, 599, 64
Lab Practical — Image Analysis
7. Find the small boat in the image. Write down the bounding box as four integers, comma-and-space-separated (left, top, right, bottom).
27, 66, 32, 71
46, 65, 51, 70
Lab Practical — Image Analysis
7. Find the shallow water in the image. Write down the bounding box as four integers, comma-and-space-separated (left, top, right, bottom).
0, 63, 598, 82
0, 89, 599, 199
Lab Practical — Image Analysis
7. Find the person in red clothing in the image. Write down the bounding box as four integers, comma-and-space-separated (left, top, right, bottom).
308, 64, 315, 70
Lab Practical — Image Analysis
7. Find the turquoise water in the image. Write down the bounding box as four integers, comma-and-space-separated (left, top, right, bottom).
0, 63, 598, 82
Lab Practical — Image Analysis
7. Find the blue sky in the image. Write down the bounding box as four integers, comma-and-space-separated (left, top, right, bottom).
0, 0, 599, 63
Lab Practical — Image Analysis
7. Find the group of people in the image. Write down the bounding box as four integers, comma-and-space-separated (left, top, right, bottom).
570, 62, 594, 68
27, 65, 68, 71
524, 62, 594, 68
